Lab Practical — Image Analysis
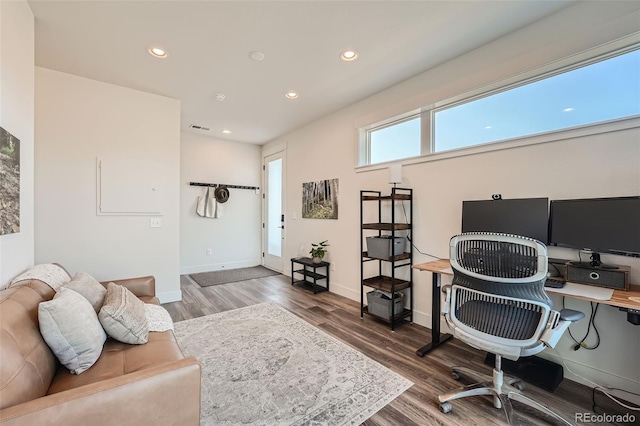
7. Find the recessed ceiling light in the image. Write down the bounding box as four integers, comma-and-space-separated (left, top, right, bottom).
213, 93, 226, 101
285, 92, 299, 99
148, 47, 168, 58
340, 50, 358, 61
222, 129, 232, 134
563, 107, 574, 112
249, 51, 265, 61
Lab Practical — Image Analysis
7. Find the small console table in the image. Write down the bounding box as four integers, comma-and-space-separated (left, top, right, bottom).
291, 257, 330, 294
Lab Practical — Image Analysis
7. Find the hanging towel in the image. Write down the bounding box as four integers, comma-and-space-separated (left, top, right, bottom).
196, 187, 224, 218
196, 187, 217, 218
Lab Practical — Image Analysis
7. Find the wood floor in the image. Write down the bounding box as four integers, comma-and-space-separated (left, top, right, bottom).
162, 274, 623, 426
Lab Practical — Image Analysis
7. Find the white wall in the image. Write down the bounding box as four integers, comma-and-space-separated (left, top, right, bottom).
0, 0, 35, 287
180, 132, 261, 274
34, 68, 182, 302
264, 1, 640, 398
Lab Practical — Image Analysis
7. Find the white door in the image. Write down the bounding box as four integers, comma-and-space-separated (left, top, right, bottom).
263, 151, 285, 272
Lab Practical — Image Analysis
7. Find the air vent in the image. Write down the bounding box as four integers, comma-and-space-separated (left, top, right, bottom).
189, 124, 211, 131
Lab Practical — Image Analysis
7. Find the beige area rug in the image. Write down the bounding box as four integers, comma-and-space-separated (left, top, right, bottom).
189, 265, 280, 287
173, 302, 413, 426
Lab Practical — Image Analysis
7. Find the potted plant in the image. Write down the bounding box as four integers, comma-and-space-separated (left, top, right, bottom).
309, 240, 329, 263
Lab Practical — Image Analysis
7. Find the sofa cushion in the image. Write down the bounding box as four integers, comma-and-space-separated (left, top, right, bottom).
0, 281, 57, 410
47, 330, 186, 395
65, 271, 107, 312
38, 287, 107, 375
99, 283, 149, 345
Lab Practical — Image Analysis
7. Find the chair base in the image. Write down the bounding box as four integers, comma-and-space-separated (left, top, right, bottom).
439, 366, 574, 426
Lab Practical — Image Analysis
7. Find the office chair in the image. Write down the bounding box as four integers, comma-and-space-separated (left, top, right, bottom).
439, 232, 584, 426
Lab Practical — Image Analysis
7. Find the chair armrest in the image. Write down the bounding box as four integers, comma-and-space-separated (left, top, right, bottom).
101, 276, 156, 298
0, 357, 200, 426
559, 308, 585, 322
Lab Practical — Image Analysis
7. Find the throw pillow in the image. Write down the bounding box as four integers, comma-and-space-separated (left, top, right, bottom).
64, 271, 107, 312
99, 282, 149, 345
38, 287, 107, 374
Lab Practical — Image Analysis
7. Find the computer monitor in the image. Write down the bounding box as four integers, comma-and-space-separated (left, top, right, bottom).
548, 196, 640, 267
461, 197, 549, 243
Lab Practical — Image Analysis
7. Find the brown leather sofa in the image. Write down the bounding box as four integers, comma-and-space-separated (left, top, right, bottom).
0, 276, 201, 425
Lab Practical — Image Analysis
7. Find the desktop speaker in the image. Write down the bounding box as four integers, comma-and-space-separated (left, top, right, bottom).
564, 264, 629, 291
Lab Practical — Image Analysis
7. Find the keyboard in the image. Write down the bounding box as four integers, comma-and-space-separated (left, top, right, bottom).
544, 277, 566, 288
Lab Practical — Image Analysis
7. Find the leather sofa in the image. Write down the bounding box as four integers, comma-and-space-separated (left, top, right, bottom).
0, 275, 201, 425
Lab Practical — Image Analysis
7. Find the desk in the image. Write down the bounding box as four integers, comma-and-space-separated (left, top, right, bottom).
413, 259, 640, 356
412, 259, 453, 356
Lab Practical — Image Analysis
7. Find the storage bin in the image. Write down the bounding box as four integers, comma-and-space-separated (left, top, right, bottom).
366, 290, 404, 319
366, 236, 405, 259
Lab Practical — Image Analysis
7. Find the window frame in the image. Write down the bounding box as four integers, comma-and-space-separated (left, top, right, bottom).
357, 38, 640, 171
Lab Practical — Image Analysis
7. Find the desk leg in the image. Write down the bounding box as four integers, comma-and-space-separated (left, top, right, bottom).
416, 272, 453, 357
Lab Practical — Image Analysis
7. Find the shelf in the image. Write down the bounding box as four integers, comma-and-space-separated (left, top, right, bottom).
362, 223, 411, 231
361, 194, 412, 201
362, 306, 412, 323
362, 275, 411, 292
293, 280, 328, 293
360, 187, 413, 330
290, 257, 329, 267
291, 257, 330, 294
362, 252, 412, 262
293, 269, 326, 280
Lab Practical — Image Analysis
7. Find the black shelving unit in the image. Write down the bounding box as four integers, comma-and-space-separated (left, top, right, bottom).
291, 257, 330, 294
360, 187, 413, 330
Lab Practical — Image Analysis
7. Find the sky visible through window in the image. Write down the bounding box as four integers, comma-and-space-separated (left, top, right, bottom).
370, 117, 420, 164
368, 49, 639, 164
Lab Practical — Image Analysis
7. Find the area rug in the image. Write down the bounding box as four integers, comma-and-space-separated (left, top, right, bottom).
173, 302, 413, 426
189, 265, 279, 287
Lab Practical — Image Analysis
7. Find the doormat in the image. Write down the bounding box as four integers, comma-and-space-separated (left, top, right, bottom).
189, 265, 280, 287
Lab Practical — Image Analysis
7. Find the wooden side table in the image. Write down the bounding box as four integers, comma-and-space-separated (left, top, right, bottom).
291, 257, 330, 294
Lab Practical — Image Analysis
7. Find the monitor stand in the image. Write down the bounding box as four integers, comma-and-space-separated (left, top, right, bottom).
569, 253, 618, 270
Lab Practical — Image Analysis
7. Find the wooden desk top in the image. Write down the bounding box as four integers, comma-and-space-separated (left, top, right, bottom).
413, 259, 640, 311
413, 259, 451, 274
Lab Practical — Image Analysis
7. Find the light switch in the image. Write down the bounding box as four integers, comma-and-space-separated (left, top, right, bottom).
150, 217, 162, 228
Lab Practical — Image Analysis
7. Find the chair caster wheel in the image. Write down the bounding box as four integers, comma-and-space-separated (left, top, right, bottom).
439, 402, 452, 414
451, 371, 462, 380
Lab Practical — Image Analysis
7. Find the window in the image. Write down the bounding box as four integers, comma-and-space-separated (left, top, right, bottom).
368, 116, 421, 164
359, 45, 640, 167
434, 49, 640, 152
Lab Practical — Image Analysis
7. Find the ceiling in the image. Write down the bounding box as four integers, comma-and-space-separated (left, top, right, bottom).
28, 0, 575, 145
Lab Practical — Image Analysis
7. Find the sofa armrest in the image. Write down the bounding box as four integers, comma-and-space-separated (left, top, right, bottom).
101, 276, 156, 298
0, 357, 200, 426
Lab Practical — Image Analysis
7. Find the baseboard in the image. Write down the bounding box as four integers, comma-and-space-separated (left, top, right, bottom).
329, 281, 360, 301
157, 289, 182, 304
540, 351, 640, 405
180, 259, 260, 275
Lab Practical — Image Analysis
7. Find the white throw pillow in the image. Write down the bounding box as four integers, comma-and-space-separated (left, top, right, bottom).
99, 283, 149, 345
64, 271, 107, 312
38, 287, 107, 374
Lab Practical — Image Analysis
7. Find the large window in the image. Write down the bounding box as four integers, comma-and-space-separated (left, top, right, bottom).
359, 45, 640, 167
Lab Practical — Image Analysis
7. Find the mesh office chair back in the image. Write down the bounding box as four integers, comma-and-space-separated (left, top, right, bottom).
449, 233, 552, 353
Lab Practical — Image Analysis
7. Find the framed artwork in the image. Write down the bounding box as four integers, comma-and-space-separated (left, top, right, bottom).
302, 178, 338, 219
0, 126, 20, 235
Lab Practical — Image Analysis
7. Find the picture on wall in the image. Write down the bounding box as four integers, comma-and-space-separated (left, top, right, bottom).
302, 178, 338, 219
0, 126, 20, 235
